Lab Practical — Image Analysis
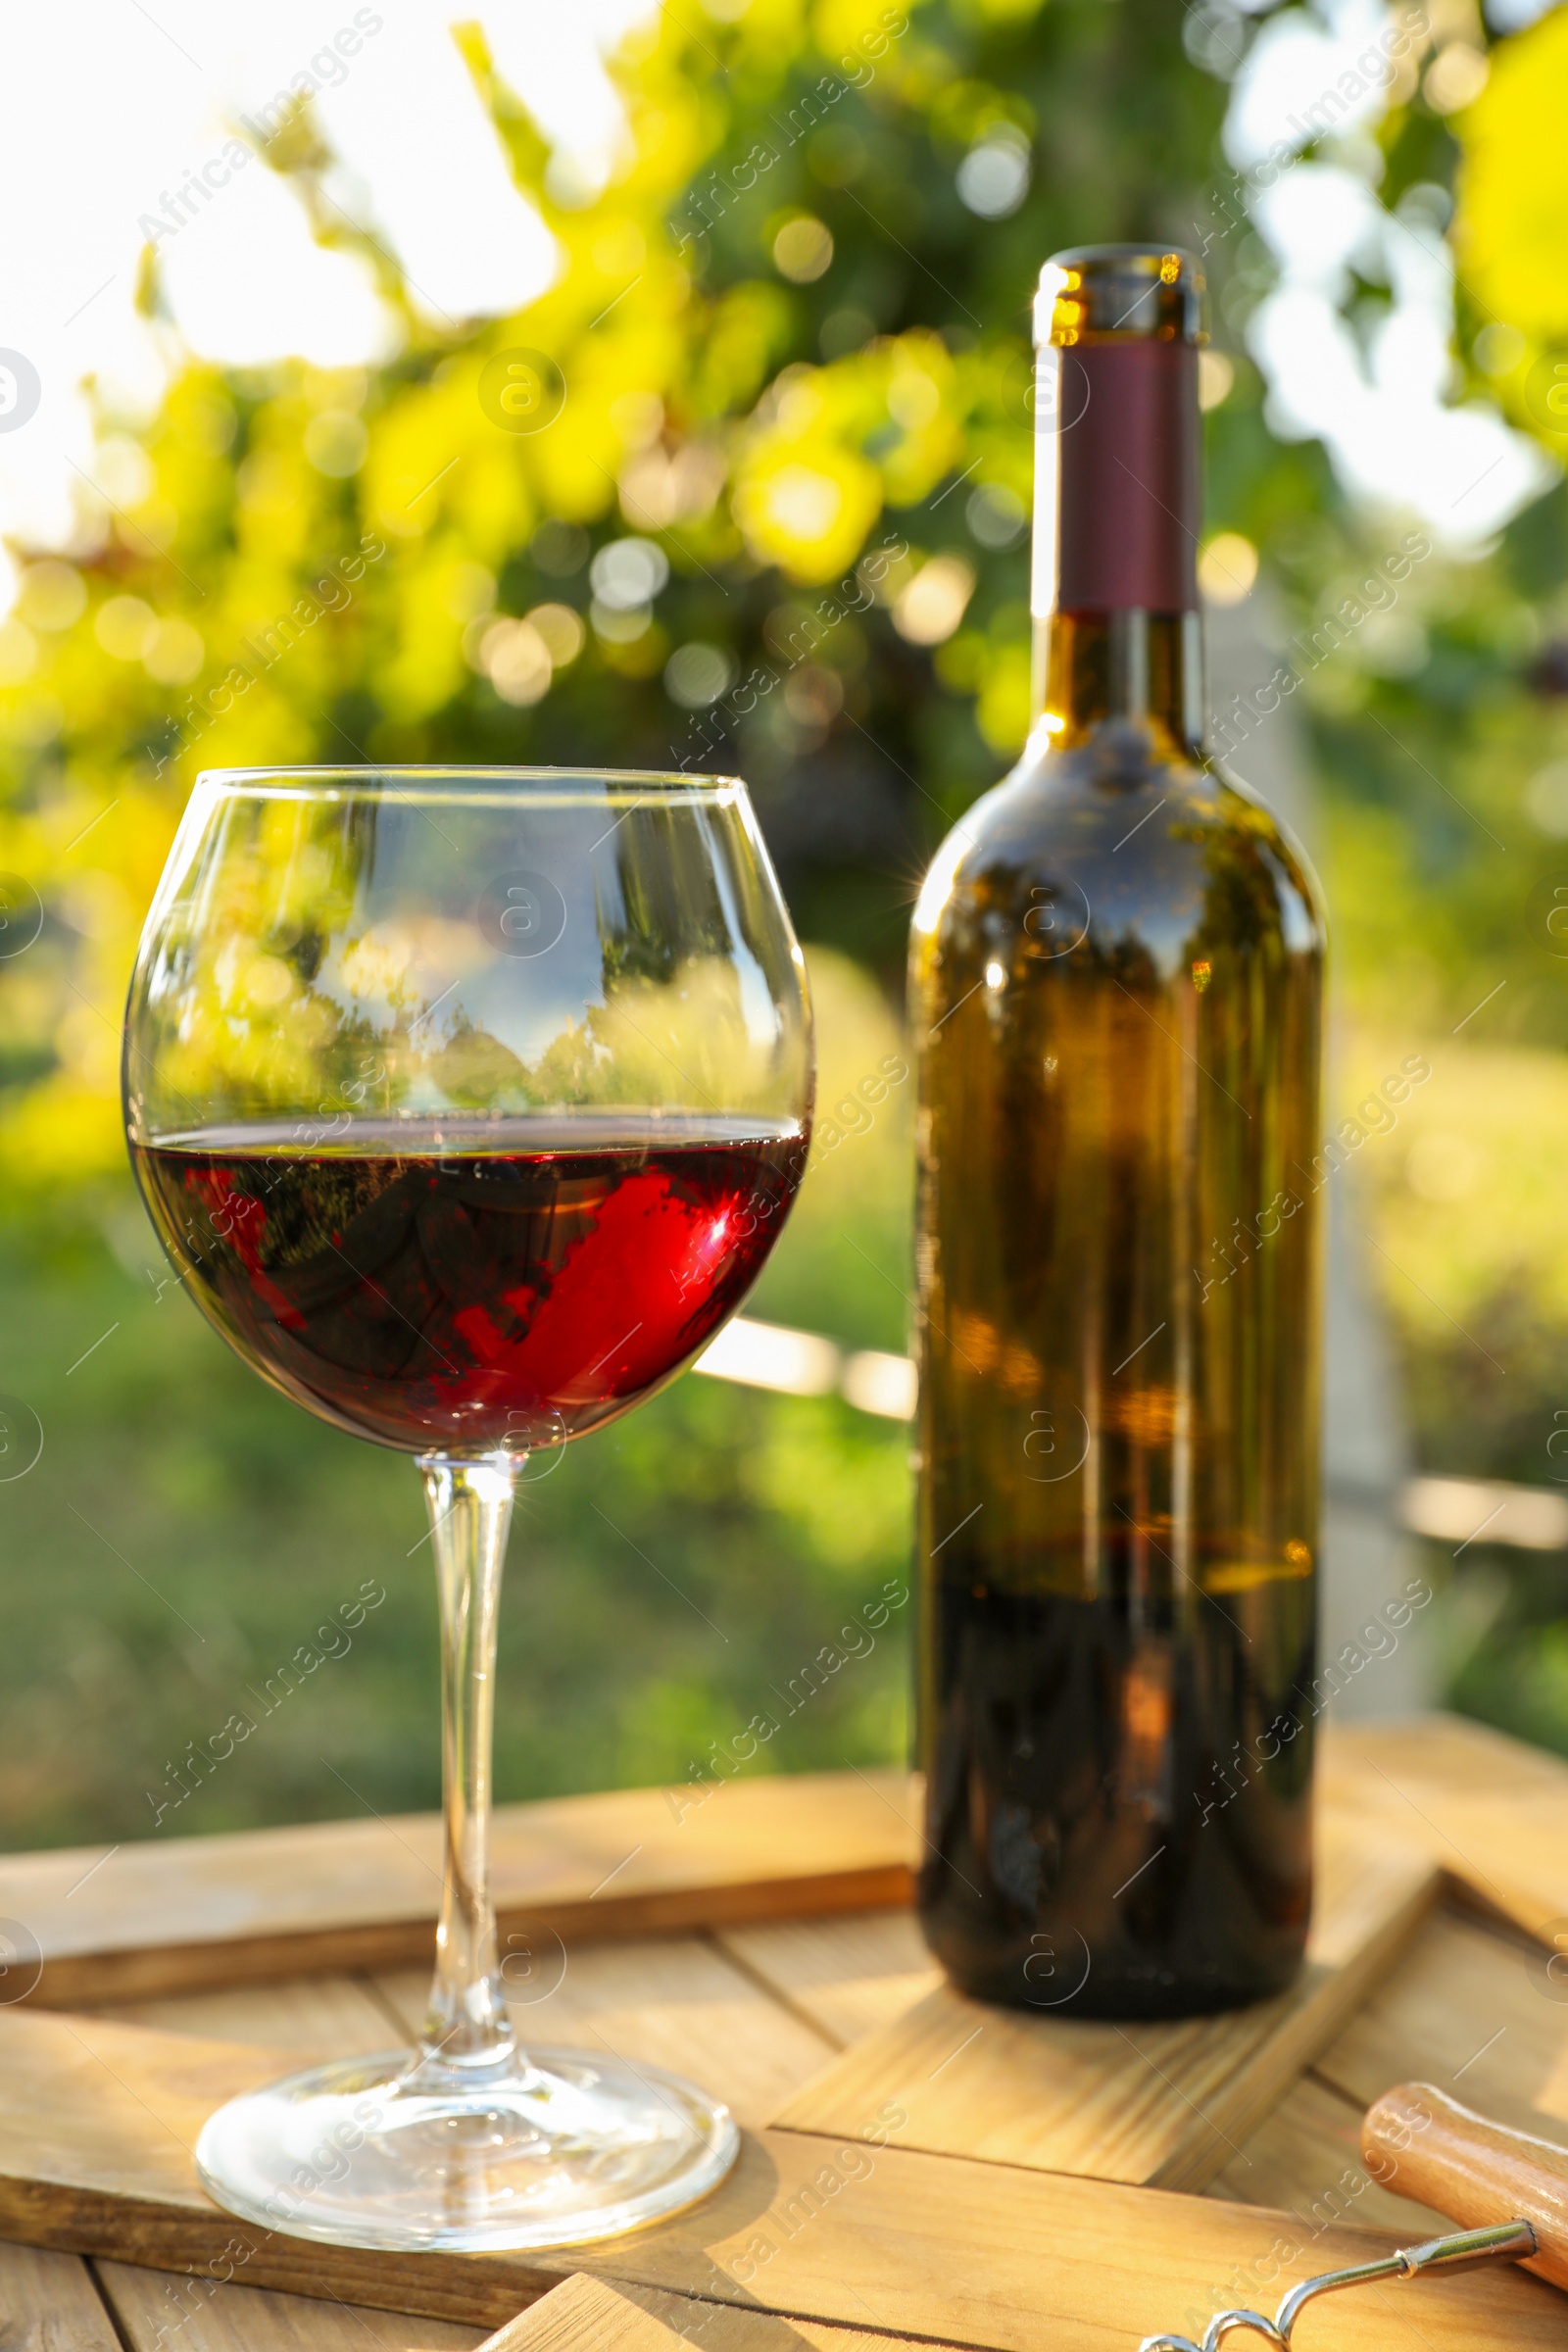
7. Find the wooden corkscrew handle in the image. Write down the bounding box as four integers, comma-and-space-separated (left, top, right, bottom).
1361, 2082, 1568, 2294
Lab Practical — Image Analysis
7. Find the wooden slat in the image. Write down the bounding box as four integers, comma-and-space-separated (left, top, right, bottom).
769, 1815, 1441, 2191
0, 2006, 1557, 2348
1324, 1712, 1568, 1936
8, 1718, 1553, 2012
1312, 1908, 1568, 2142
91, 1975, 403, 2057
478, 2275, 958, 2351
0, 2240, 123, 2352
9, 1725, 1567, 2348
1204, 2072, 1450, 2235
714, 1911, 942, 2048
98, 2257, 487, 2352
1, 1770, 915, 2006
373, 1936, 837, 2129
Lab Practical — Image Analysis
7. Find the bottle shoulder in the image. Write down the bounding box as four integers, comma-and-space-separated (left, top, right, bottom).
912, 733, 1325, 967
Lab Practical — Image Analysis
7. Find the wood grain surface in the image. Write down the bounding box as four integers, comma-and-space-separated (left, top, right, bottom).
91, 1974, 406, 2057
10, 1717, 1564, 2012
714, 1911, 942, 2049
769, 1815, 1442, 2190
1310, 1908, 1568, 2147
7, 1723, 1568, 2351
0, 2005, 1558, 2348
0, 1770, 917, 2006
1203, 2072, 1451, 2236
0, 2238, 125, 2352
476, 2275, 960, 2351
1324, 1714, 1568, 1936
97, 2256, 488, 2352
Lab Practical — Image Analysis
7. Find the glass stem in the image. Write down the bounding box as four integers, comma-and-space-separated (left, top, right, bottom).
414, 1452, 517, 2079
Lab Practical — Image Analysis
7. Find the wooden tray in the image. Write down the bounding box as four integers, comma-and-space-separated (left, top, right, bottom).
6, 1714, 1568, 2352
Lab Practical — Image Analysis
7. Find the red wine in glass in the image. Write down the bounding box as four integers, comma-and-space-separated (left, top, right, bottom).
125, 764, 814, 2252
131, 1114, 808, 1453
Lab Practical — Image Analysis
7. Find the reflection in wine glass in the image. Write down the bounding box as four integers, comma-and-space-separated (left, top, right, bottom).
123, 765, 813, 2252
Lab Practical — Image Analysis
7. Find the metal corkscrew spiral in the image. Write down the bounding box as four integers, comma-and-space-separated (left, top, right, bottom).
1139, 2220, 1539, 2350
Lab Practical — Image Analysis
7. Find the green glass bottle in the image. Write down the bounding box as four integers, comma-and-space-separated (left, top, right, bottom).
910, 247, 1325, 2018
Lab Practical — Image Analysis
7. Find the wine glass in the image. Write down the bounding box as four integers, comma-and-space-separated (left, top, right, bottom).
122, 765, 813, 2251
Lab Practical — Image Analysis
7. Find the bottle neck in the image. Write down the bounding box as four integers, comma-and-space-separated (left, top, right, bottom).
1029, 335, 1205, 760
1033, 611, 1205, 758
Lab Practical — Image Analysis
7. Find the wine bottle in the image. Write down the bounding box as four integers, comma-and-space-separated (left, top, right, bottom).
910, 246, 1325, 2019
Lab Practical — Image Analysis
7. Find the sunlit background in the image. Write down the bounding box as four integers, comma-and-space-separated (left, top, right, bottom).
4, 0, 1568, 1849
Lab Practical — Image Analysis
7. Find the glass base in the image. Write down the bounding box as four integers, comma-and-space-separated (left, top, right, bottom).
194, 2046, 740, 2252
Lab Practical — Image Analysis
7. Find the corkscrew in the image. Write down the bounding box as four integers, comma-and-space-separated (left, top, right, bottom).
1139, 2082, 1568, 2350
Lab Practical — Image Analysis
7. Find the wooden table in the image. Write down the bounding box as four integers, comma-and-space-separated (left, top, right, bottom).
2, 1716, 1567, 2351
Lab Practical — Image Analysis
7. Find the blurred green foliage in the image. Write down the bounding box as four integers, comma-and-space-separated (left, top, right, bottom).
0, 0, 1250, 1213
9, 0, 1568, 1838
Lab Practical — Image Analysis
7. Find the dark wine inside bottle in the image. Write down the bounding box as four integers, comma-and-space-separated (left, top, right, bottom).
911, 246, 1325, 2018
